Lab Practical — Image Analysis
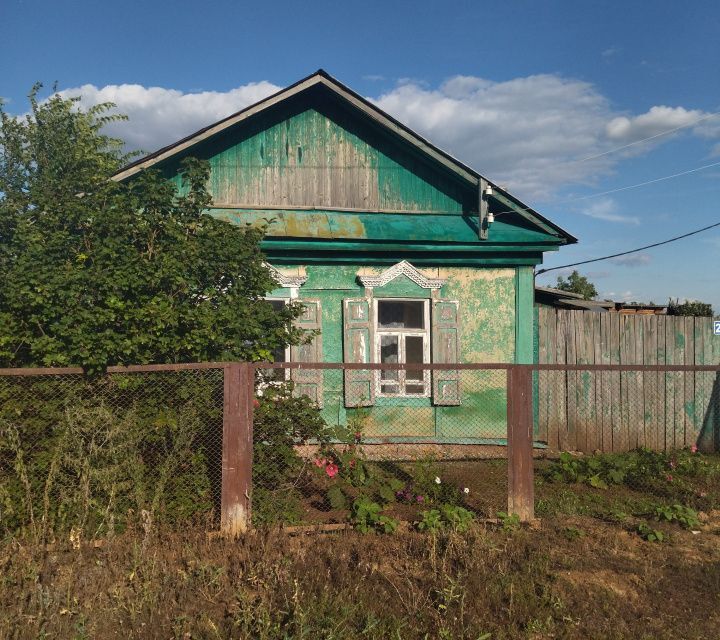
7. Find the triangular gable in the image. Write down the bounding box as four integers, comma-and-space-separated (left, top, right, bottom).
112, 69, 576, 244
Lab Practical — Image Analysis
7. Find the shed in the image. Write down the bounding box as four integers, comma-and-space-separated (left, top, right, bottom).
114, 70, 576, 445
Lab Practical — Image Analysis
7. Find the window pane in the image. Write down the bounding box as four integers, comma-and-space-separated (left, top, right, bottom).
405, 384, 425, 394
380, 335, 399, 381
378, 301, 424, 329
381, 383, 400, 395
405, 335, 424, 381
268, 299, 285, 312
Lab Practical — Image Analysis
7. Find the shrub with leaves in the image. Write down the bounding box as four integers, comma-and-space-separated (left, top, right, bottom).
545, 448, 719, 504
653, 504, 700, 530
417, 505, 475, 533
350, 496, 398, 534
636, 522, 665, 542
0, 86, 304, 372
252, 383, 329, 525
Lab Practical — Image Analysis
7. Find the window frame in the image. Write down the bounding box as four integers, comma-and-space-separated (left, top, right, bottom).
374, 298, 431, 398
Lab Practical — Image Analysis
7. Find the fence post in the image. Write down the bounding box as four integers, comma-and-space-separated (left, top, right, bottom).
221, 362, 253, 535
507, 364, 535, 522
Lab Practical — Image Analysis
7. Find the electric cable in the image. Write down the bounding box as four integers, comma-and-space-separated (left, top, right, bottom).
535, 220, 720, 276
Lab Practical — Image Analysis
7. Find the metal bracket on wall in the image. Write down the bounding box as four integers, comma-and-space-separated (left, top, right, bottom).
479, 177, 489, 241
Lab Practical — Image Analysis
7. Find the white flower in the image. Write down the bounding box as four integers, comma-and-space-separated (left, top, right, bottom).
463, 487, 470, 494
434, 476, 441, 484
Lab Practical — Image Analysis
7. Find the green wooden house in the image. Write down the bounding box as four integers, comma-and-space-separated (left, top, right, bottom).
114, 70, 576, 445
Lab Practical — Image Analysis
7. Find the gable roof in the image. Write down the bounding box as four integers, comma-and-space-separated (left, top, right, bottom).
112, 69, 576, 244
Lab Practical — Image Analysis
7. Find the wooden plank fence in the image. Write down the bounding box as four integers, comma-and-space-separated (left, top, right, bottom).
536, 308, 720, 453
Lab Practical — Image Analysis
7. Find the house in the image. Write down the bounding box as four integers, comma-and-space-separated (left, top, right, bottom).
535, 286, 613, 312
113, 70, 575, 445
535, 287, 668, 314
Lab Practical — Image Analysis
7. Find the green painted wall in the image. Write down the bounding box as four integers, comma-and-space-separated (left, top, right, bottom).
278, 263, 520, 441
169, 103, 473, 214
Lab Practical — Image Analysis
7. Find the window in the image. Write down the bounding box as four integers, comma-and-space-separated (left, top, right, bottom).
375, 299, 430, 396
263, 299, 290, 381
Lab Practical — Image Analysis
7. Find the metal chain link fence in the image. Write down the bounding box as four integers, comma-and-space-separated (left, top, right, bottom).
2, 362, 718, 542
534, 366, 720, 523
252, 365, 510, 528
0, 368, 224, 543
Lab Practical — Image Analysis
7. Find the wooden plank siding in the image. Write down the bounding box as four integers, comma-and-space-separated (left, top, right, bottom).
191, 105, 474, 213
536, 308, 720, 453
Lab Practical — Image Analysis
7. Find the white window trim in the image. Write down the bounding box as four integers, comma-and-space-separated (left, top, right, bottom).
374, 298, 431, 398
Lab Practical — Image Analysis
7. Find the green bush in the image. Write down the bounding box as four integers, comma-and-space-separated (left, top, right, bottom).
252, 383, 328, 525
350, 496, 398, 534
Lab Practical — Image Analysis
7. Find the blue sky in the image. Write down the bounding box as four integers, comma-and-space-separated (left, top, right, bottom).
3, 0, 719, 310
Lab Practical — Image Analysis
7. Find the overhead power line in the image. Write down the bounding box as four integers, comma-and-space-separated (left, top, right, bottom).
535, 219, 720, 276
577, 111, 720, 163
492, 158, 720, 219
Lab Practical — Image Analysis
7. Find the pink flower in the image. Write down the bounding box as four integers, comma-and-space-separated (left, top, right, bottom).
691, 444, 698, 453
349, 459, 356, 469
325, 463, 339, 478
416, 495, 424, 503
313, 458, 326, 468
253, 398, 260, 409
666, 474, 673, 482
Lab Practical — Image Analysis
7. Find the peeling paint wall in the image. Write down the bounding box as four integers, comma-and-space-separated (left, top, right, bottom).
168, 102, 474, 213
271, 264, 520, 441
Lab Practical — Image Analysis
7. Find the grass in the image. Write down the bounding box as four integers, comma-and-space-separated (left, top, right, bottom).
2, 512, 720, 640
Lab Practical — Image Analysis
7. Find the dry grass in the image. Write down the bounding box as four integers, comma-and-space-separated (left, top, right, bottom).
2, 514, 720, 640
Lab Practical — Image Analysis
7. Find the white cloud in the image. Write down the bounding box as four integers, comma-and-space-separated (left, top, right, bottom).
601, 46, 621, 58
611, 253, 651, 267
51, 74, 720, 201
605, 106, 711, 144
57, 82, 281, 153
579, 198, 640, 225
603, 290, 636, 302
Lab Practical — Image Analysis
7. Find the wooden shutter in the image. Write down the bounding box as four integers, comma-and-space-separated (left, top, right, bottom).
432, 299, 461, 405
343, 298, 375, 407
290, 299, 323, 407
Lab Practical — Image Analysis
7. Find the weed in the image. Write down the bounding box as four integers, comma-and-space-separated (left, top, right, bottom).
563, 526, 586, 540
496, 511, 521, 532
636, 522, 666, 542
653, 504, 700, 530
350, 496, 398, 534
417, 509, 443, 532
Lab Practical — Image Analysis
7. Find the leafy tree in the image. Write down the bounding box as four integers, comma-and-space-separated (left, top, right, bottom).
554, 270, 598, 300
0, 86, 303, 371
667, 298, 713, 317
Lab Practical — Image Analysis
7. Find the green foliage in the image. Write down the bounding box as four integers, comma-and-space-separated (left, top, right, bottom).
562, 526, 586, 541
440, 505, 475, 532
417, 505, 474, 533
252, 383, 328, 525
653, 504, 700, 530
326, 485, 348, 511
411, 457, 465, 506
636, 522, 665, 542
554, 270, 598, 300
0, 86, 303, 371
350, 496, 398, 534
496, 511, 521, 532
417, 509, 443, 532
545, 448, 719, 505
667, 298, 713, 317
0, 376, 219, 542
